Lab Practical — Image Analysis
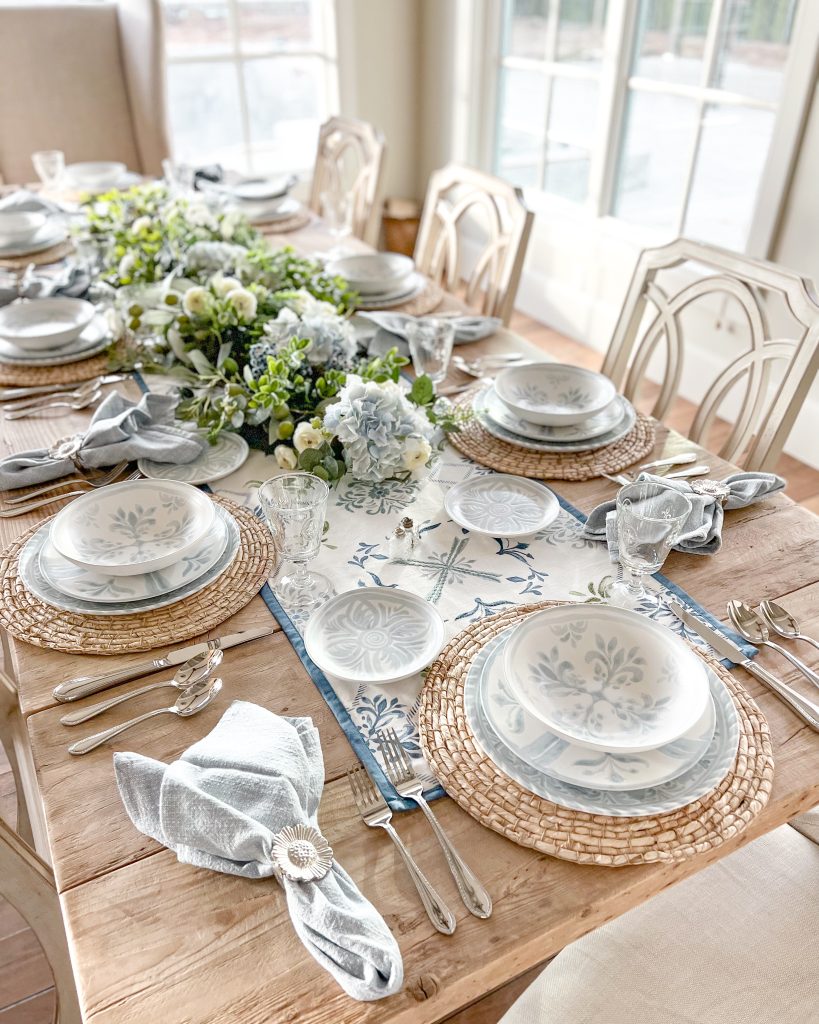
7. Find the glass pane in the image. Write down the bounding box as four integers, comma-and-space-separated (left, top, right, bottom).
166, 61, 246, 168
633, 0, 713, 85
237, 0, 320, 55
712, 0, 794, 104
494, 66, 548, 189
162, 1, 232, 58
613, 90, 700, 232
557, 0, 608, 66
502, 0, 551, 60
543, 76, 598, 201
684, 104, 775, 249
243, 57, 325, 174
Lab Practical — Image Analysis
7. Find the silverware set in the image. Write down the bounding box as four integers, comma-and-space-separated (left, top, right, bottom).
3, 378, 104, 419
0, 466, 141, 518
603, 451, 711, 486
0, 372, 126, 404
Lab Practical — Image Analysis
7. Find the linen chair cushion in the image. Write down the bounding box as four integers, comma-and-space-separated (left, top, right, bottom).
500, 817, 819, 1024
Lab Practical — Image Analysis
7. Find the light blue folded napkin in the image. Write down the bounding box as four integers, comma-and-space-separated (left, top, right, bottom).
0, 188, 64, 216
359, 311, 502, 343
0, 391, 205, 489
114, 701, 404, 1001
583, 471, 786, 557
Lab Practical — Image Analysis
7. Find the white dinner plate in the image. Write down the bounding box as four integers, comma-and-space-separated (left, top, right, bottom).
304, 587, 445, 684
139, 429, 249, 485
445, 474, 559, 538
244, 197, 300, 224
353, 272, 427, 310
0, 297, 95, 351
483, 384, 628, 442
0, 220, 67, 257
0, 315, 110, 366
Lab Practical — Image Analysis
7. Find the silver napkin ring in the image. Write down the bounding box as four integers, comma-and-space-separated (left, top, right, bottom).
48, 433, 86, 471
271, 824, 333, 882
690, 478, 731, 506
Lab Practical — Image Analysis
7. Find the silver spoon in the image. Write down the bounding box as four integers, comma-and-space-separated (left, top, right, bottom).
640, 452, 699, 471
727, 601, 819, 689
4, 388, 102, 420
68, 678, 223, 756
759, 600, 819, 653
3, 378, 101, 413
60, 649, 224, 726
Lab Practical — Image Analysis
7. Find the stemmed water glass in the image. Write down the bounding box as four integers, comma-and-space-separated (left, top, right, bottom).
31, 150, 65, 191
406, 318, 455, 384
320, 189, 352, 257
259, 472, 334, 617
609, 481, 692, 605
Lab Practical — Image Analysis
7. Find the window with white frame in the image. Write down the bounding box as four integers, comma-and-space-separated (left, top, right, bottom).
493, 0, 802, 251
161, 0, 338, 176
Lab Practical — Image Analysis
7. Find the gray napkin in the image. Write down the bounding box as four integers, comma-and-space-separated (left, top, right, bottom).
0, 391, 205, 489
583, 471, 786, 557
114, 701, 404, 1001
0, 189, 65, 216
359, 311, 502, 343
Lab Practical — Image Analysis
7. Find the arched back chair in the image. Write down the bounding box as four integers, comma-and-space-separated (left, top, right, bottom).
308, 116, 386, 247
601, 239, 819, 472
413, 163, 534, 325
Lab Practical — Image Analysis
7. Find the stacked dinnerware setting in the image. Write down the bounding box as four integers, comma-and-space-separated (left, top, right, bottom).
0, 205, 68, 260
0, 297, 110, 368
17, 479, 241, 616
325, 252, 425, 309
200, 173, 300, 225
474, 361, 636, 454
467, 604, 738, 816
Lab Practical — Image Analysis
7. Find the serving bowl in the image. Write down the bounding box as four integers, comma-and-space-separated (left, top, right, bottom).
0, 211, 47, 245
495, 363, 617, 426
0, 297, 96, 350
51, 480, 216, 577
325, 253, 415, 296
502, 604, 710, 752
65, 161, 127, 191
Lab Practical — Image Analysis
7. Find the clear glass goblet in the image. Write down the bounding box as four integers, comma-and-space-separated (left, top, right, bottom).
259, 472, 334, 617
406, 318, 455, 384
609, 481, 692, 605
320, 189, 352, 257
31, 150, 65, 190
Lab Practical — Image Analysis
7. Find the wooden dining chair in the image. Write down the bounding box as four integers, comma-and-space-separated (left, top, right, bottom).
0, 0, 170, 185
413, 163, 534, 326
308, 116, 386, 247
601, 238, 819, 472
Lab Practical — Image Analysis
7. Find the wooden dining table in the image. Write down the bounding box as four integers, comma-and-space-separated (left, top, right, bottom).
3, 215, 819, 1024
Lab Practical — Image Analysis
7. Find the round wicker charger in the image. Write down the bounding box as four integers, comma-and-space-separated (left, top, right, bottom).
418, 602, 773, 866
0, 497, 280, 655
449, 389, 655, 481
0, 352, 111, 387
257, 207, 313, 234
0, 239, 74, 271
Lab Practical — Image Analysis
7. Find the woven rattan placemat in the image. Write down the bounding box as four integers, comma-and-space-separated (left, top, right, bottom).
0, 239, 74, 271
449, 390, 655, 481
0, 497, 280, 654
0, 352, 111, 387
419, 601, 773, 866
257, 207, 313, 233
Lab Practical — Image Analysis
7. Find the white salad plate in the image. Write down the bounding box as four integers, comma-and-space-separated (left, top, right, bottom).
326, 253, 415, 296
244, 197, 300, 224
40, 509, 228, 603
19, 505, 239, 616
0, 211, 47, 246
0, 220, 66, 258
445, 474, 559, 538
502, 604, 711, 753
65, 161, 127, 191
473, 386, 636, 453
0, 315, 110, 366
139, 429, 249, 485
495, 363, 617, 426
304, 587, 445, 685
479, 627, 716, 791
464, 637, 739, 817
353, 272, 427, 310
0, 297, 95, 351
50, 479, 216, 576
484, 383, 628, 442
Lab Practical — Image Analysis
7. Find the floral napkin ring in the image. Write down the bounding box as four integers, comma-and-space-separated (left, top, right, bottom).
48, 433, 86, 471
690, 478, 731, 507
271, 824, 333, 882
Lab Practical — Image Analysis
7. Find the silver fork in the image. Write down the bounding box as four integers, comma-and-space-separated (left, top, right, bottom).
3, 462, 130, 504
0, 470, 141, 517
4, 388, 102, 419
378, 729, 491, 918
347, 766, 456, 934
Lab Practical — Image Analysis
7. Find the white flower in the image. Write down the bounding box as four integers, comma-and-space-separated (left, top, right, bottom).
280, 289, 338, 319
293, 422, 324, 453
185, 202, 217, 230
274, 445, 298, 470
105, 306, 124, 339
131, 216, 152, 234
220, 211, 242, 240
402, 436, 432, 476
211, 273, 242, 298
117, 253, 136, 279
229, 288, 257, 322
183, 286, 210, 317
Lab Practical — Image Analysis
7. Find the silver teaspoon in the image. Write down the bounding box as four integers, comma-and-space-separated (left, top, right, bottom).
68, 678, 223, 755
759, 600, 819, 653
60, 649, 224, 726
727, 601, 819, 690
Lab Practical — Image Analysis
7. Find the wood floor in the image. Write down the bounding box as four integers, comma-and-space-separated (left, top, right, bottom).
2, 318, 817, 1024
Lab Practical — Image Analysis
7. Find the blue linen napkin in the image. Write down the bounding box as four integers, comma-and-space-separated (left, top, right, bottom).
582, 471, 786, 558
114, 701, 404, 1001
0, 391, 205, 489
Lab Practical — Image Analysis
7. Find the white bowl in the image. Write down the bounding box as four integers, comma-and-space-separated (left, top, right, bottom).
0, 211, 47, 245
231, 176, 293, 202
65, 161, 127, 191
325, 253, 415, 296
0, 298, 96, 351
51, 480, 216, 577
502, 605, 710, 753
495, 363, 617, 426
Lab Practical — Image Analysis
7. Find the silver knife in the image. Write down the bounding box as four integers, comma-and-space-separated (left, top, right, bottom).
667, 598, 819, 732
0, 374, 126, 402
52, 625, 275, 702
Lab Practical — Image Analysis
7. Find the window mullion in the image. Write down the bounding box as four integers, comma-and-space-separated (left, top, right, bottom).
537, 0, 561, 191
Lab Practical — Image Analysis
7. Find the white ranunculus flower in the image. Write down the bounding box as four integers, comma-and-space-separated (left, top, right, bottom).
183, 286, 210, 317
274, 445, 298, 470
212, 273, 242, 298
293, 421, 324, 453
131, 216, 152, 234
402, 436, 432, 475
118, 253, 136, 278
229, 288, 257, 322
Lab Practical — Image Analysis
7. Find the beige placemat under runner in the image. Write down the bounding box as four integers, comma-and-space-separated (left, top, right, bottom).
419, 601, 773, 866
0, 497, 280, 654
0, 352, 112, 387
0, 239, 74, 271
449, 392, 656, 481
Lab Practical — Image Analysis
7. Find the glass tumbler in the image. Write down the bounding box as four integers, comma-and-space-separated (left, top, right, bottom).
259, 472, 333, 616
406, 318, 455, 384
31, 150, 65, 190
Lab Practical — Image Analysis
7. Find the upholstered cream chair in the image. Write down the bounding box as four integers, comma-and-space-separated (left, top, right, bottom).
601, 239, 819, 472
0, 0, 170, 185
413, 163, 534, 326
309, 116, 386, 247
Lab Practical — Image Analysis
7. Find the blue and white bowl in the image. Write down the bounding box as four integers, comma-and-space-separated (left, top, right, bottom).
495, 363, 616, 426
